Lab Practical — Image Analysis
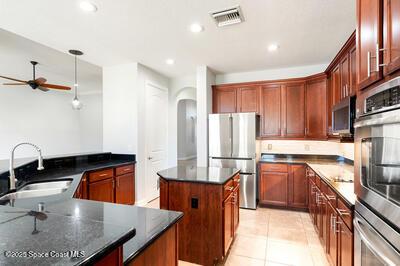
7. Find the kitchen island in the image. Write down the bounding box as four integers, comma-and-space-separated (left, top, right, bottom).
0, 153, 183, 266
158, 166, 240, 266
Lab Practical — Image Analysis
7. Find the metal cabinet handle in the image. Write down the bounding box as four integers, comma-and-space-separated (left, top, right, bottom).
336, 208, 350, 216
367, 51, 371, 77
326, 195, 335, 200
99, 173, 108, 177
226, 186, 234, 191
330, 214, 336, 231
335, 219, 342, 233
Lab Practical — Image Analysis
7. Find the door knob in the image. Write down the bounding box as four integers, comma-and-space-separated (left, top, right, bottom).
148, 156, 153, 160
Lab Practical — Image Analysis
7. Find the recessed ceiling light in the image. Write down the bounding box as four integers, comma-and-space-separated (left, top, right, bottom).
166, 59, 175, 65
80, 1, 98, 12
190, 23, 204, 33
268, 44, 279, 52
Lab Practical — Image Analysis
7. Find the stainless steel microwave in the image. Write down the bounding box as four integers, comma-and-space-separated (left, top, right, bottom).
332, 96, 356, 135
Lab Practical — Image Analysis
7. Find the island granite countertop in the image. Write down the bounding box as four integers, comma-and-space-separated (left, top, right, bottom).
0, 152, 183, 265
157, 166, 240, 185
260, 154, 356, 206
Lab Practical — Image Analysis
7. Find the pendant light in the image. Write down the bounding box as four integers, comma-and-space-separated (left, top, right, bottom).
69, 49, 84, 110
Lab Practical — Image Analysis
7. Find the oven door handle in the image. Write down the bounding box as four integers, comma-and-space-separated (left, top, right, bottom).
354, 114, 400, 128
354, 217, 399, 266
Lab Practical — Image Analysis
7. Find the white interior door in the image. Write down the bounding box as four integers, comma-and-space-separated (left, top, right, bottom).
145, 82, 168, 202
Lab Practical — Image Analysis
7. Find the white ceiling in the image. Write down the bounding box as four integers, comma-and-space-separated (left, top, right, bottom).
0, 29, 102, 93
0, 0, 355, 78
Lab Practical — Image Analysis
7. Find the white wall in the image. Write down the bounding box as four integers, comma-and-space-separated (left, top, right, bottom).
215, 63, 328, 84
261, 140, 354, 161
196, 66, 215, 166
103, 63, 170, 205
168, 75, 196, 166
177, 99, 197, 160
0, 29, 103, 159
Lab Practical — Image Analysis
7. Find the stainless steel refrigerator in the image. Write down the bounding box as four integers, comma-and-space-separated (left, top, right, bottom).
209, 112, 260, 209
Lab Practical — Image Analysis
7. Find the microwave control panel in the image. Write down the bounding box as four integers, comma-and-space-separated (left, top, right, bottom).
365, 85, 400, 113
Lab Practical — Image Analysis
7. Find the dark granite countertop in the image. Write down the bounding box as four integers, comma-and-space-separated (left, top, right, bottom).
0, 204, 136, 266
157, 166, 240, 185
0, 153, 183, 265
260, 154, 356, 206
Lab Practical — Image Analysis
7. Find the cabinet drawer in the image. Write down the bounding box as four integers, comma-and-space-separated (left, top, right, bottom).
324, 183, 337, 208
260, 163, 288, 173
89, 169, 114, 183
115, 164, 134, 176
224, 179, 235, 199
337, 197, 353, 230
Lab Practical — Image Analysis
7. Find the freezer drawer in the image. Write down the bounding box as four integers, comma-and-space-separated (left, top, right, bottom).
209, 158, 256, 174
239, 174, 257, 209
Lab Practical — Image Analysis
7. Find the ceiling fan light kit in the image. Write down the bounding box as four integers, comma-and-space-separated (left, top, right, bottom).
69, 49, 84, 110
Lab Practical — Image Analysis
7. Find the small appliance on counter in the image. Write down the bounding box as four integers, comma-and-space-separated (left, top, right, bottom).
354, 77, 400, 265
332, 95, 356, 136
208, 112, 260, 209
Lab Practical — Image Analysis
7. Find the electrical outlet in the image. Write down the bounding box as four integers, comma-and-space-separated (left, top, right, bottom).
268, 144, 273, 150
305, 144, 310, 151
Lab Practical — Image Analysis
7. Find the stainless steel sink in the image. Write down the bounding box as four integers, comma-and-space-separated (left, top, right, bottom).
0, 180, 72, 201
19, 180, 72, 191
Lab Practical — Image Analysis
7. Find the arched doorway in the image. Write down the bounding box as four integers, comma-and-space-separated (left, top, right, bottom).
177, 99, 197, 166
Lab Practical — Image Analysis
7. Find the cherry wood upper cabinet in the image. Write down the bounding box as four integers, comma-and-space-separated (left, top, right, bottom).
236, 86, 260, 113
283, 83, 305, 138
340, 54, 350, 98
349, 46, 357, 95
212, 87, 237, 113
383, 0, 400, 75
306, 77, 327, 139
356, 0, 383, 90
261, 84, 282, 137
332, 66, 341, 106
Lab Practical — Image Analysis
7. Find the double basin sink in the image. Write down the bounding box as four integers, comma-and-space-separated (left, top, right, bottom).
0, 180, 72, 201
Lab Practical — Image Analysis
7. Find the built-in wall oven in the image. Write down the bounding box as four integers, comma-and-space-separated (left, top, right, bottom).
354, 77, 400, 265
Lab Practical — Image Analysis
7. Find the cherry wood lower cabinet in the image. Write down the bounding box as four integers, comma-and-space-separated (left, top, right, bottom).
259, 163, 308, 209
74, 164, 135, 205
94, 246, 123, 266
306, 167, 354, 266
159, 174, 240, 266
127, 224, 178, 266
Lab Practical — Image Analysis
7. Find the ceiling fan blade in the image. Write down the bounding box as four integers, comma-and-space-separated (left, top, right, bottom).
38, 86, 50, 92
3, 83, 27, 85
40, 83, 71, 90
0, 75, 28, 84
35, 77, 47, 85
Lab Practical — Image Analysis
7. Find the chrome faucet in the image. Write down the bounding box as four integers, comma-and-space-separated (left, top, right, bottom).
9, 142, 44, 191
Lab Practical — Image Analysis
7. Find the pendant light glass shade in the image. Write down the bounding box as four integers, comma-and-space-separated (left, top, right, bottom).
69, 50, 83, 110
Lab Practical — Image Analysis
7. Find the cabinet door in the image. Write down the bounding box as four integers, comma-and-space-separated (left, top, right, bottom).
115, 173, 135, 205
89, 178, 114, 203
305, 78, 327, 139
260, 171, 288, 206
223, 194, 234, 255
356, 0, 383, 90
332, 66, 341, 106
349, 46, 357, 95
288, 165, 308, 208
327, 203, 338, 266
237, 86, 259, 113
340, 54, 350, 98
284, 83, 305, 138
212, 87, 237, 113
261, 85, 282, 137
339, 220, 353, 266
384, 0, 400, 75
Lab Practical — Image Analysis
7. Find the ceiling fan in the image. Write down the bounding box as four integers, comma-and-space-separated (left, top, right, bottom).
0, 61, 71, 92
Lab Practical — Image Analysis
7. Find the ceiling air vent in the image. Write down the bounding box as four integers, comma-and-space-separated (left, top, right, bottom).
210, 6, 244, 27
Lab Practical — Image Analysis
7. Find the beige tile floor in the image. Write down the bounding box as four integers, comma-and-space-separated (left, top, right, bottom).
146, 199, 329, 266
